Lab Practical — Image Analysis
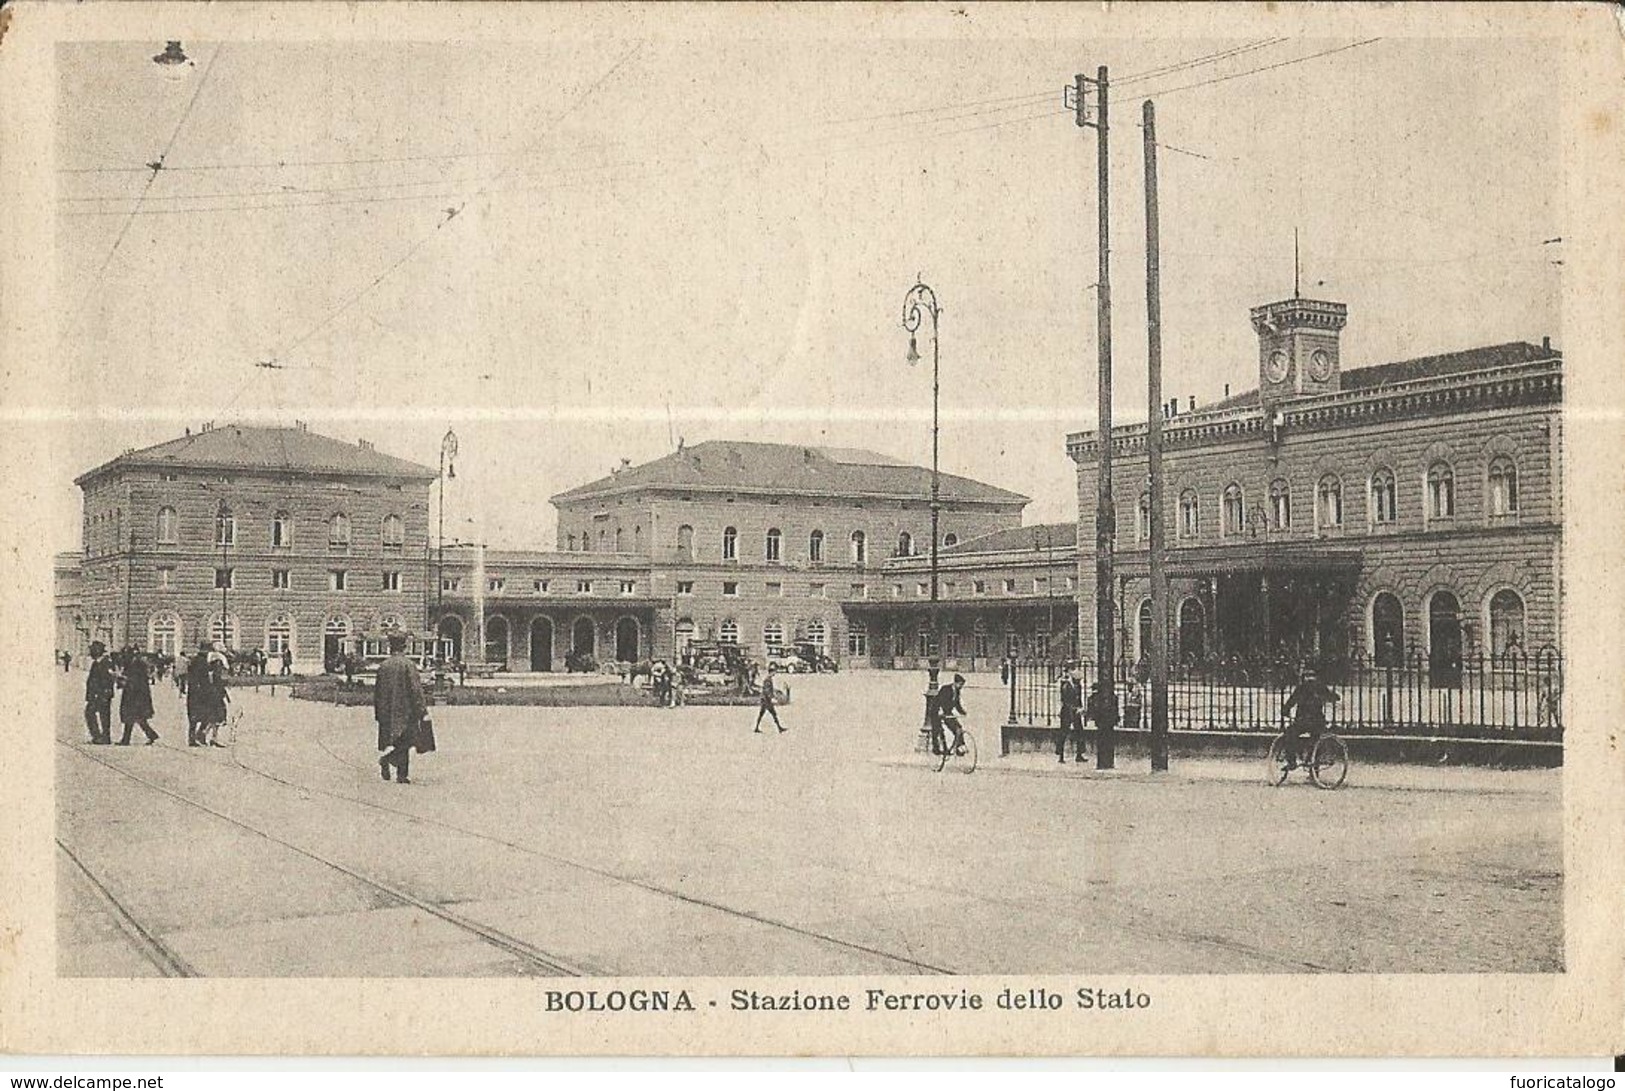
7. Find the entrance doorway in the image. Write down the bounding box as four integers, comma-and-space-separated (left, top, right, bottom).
1177, 598, 1206, 663
1428, 591, 1463, 686
572, 617, 596, 659
529, 617, 553, 671
615, 617, 639, 663
1372, 593, 1404, 666
436, 616, 463, 663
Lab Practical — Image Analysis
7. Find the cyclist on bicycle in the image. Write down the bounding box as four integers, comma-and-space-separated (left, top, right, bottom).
1280, 665, 1339, 767
930, 674, 969, 757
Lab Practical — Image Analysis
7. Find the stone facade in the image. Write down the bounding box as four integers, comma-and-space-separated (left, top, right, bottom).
71, 423, 435, 670
1068, 297, 1562, 670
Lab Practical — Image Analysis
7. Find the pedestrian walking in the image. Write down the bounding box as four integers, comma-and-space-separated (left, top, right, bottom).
60, 650, 72, 673
117, 652, 159, 745
1082, 680, 1118, 761
1123, 676, 1144, 732
185, 642, 229, 747
280, 645, 293, 676
1057, 664, 1085, 763
375, 632, 427, 784
753, 663, 786, 733
83, 641, 115, 745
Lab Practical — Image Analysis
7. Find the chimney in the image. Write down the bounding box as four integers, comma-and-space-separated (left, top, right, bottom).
1188, 395, 1195, 413
1224, 383, 1230, 398
1542, 336, 1551, 352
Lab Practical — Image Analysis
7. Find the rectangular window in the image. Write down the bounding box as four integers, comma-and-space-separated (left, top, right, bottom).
214, 568, 233, 589
488, 578, 505, 592
1034, 577, 1048, 594
271, 568, 289, 589
916, 582, 928, 597
849, 583, 867, 599
766, 582, 783, 597
329, 570, 347, 591
620, 580, 636, 595
944, 581, 956, 597
383, 571, 402, 591
1003, 578, 1016, 594
974, 580, 986, 595
892, 584, 904, 599
157, 566, 174, 589
722, 581, 738, 597
1065, 576, 1077, 592
215, 515, 236, 547
441, 577, 460, 592
677, 580, 694, 595
809, 582, 826, 598
577, 579, 593, 594
534, 579, 550, 593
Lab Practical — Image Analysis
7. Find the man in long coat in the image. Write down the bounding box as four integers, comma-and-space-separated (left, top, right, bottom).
375, 632, 426, 784
83, 641, 115, 745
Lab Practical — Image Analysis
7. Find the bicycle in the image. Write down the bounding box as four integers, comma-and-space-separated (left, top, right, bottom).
1265, 720, 1349, 789
916, 721, 978, 774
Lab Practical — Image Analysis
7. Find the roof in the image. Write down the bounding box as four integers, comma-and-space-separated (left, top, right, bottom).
75, 424, 437, 486
940, 522, 1077, 556
551, 440, 1028, 506
1204, 341, 1558, 413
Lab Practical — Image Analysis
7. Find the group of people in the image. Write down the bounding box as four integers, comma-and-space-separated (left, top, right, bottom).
1055, 666, 1143, 764
647, 659, 685, 708
78, 640, 234, 748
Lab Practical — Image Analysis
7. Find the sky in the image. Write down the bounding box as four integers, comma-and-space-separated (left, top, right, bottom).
45, 32, 1562, 551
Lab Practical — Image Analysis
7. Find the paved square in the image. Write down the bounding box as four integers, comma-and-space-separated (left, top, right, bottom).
56, 671, 1561, 976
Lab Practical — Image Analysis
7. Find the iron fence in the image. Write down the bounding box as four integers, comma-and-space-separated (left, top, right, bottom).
1004, 646, 1562, 740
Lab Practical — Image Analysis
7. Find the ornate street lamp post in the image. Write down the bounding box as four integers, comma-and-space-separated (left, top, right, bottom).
437, 428, 458, 662
902, 280, 943, 697
216, 500, 232, 650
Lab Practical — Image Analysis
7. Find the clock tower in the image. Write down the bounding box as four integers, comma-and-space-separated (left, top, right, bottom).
1249, 296, 1348, 405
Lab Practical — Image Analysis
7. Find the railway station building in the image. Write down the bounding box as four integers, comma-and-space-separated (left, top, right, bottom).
1067, 294, 1563, 676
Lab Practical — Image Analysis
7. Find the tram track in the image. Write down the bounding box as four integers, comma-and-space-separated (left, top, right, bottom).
59, 739, 588, 976
56, 838, 200, 978
60, 732, 957, 976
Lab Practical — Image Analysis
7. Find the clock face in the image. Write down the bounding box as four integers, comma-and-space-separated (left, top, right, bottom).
1266, 350, 1290, 383
1309, 349, 1333, 381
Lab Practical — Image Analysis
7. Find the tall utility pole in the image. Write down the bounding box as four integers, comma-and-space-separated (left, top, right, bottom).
1077, 67, 1116, 769
1143, 99, 1170, 772
903, 281, 943, 697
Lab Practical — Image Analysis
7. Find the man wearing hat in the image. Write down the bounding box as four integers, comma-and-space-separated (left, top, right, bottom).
375, 631, 427, 783
1057, 663, 1086, 764
83, 641, 115, 745
1281, 664, 1340, 767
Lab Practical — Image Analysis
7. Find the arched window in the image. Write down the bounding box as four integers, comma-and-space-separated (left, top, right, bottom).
209, 614, 241, 650
148, 611, 181, 657
722, 526, 738, 561
765, 527, 782, 562
328, 513, 351, 549
806, 618, 827, 651
850, 530, 866, 565
156, 506, 178, 545
1136, 599, 1153, 662
1221, 483, 1244, 537
763, 620, 785, 652
581, 531, 592, 552
215, 510, 236, 547
808, 529, 824, 563
676, 524, 694, 561
1178, 490, 1199, 539
916, 625, 932, 658
1136, 494, 1150, 542
566, 533, 577, 551
1317, 475, 1343, 529
633, 525, 642, 552
896, 531, 912, 557
615, 526, 623, 551
719, 619, 739, 645
1488, 456, 1519, 516
265, 613, 294, 658
1426, 461, 1455, 519
1371, 592, 1404, 666
846, 619, 867, 657
943, 533, 958, 548
597, 528, 607, 551
1177, 598, 1206, 663
271, 510, 292, 548
972, 617, 989, 658
485, 616, 510, 666
1489, 589, 1526, 657
1370, 469, 1397, 524
381, 513, 404, 551
1269, 479, 1291, 530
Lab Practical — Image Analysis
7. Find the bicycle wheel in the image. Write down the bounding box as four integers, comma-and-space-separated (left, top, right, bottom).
1264, 734, 1293, 785
958, 730, 978, 774
935, 734, 949, 773
1309, 734, 1349, 789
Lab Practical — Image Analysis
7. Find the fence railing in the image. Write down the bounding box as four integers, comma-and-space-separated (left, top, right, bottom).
1004, 646, 1562, 740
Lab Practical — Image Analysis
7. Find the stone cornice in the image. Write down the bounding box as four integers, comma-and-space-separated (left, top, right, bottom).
1067, 358, 1561, 460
